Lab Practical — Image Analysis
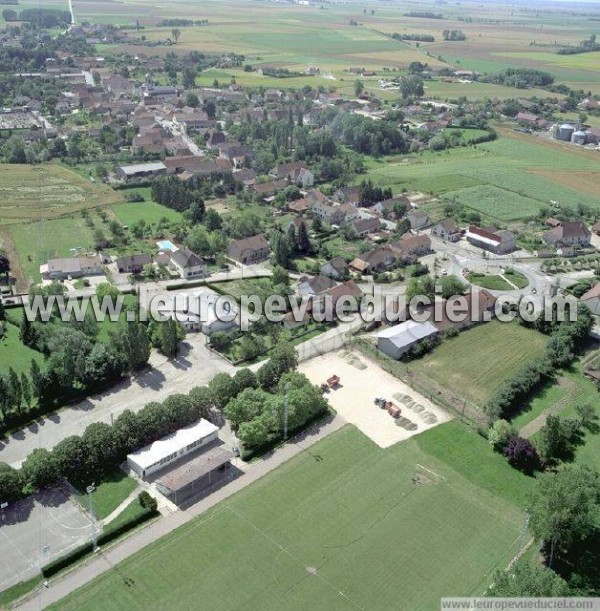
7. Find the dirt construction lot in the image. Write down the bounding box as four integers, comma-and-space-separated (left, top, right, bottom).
299, 350, 451, 448
0, 488, 95, 590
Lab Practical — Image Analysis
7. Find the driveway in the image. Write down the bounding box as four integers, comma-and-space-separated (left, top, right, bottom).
0, 337, 236, 468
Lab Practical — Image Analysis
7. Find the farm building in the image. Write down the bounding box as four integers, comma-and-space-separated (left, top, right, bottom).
466, 225, 516, 254
127, 419, 219, 479
377, 320, 439, 360
117, 161, 167, 180
542, 221, 591, 248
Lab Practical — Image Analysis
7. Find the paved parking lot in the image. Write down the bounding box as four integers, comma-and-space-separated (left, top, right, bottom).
299, 350, 451, 448
0, 488, 95, 590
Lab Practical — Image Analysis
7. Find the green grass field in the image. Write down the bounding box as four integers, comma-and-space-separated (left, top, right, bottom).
7, 216, 95, 284
51, 423, 530, 611
74, 470, 138, 521
512, 362, 598, 432
0, 321, 42, 376
468, 273, 515, 291
110, 200, 182, 226
411, 321, 548, 407
468, 270, 528, 291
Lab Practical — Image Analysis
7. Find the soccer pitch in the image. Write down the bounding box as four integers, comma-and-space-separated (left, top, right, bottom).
52, 424, 528, 611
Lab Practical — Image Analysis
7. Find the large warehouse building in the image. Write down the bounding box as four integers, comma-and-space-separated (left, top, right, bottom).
377, 320, 439, 360
127, 419, 219, 479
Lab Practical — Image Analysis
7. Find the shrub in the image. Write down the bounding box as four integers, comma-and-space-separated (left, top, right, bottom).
138, 491, 158, 512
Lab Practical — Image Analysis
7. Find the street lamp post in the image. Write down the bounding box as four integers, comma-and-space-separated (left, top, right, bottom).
86, 483, 100, 552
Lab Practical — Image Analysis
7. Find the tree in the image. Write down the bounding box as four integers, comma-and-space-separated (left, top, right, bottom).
400, 75, 424, 99
487, 561, 570, 597
238, 334, 266, 361
224, 387, 267, 431
204, 209, 223, 231
0, 250, 9, 280
272, 265, 290, 288
0, 463, 23, 503
20, 373, 31, 410
21, 448, 58, 491
297, 221, 310, 254
95, 282, 120, 303
171, 28, 181, 44
52, 436, 93, 488
8, 367, 21, 413
237, 413, 272, 450
271, 230, 291, 268
232, 368, 258, 392
529, 464, 600, 567
113, 322, 151, 372
354, 79, 364, 97
210, 331, 233, 352
208, 373, 238, 408
185, 92, 200, 108
30, 359, 43, 402
0, 298, 5, 322
312, 216, 323, 234
286, 224, 298, 254
188, 386, 215, 420
503, 435, 539, 474
149, 320, 184, 358
270, 341, 298, 379
488, 419, 515, 451
537, 415, 582, 466
182, 66, 196, 89
19, 311, 34, 346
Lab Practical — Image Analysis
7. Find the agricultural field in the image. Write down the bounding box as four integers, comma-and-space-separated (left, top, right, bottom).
366, 128, 600, 225
0, 164, 122, 226
51, 424, 530, 611
76, 0, 600, 92
411, 321, 548, 408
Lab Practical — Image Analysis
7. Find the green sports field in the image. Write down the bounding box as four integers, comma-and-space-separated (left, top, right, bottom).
52, 423, 530, 611
411, 321, 548, 408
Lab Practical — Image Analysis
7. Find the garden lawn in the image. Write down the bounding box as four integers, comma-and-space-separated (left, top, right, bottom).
8, 216, 95, 284
468, 273, 514, 291
51, 424, 529, 611
110, 200, 182, 226
0, 321, 42, 376
411, 321, 548, 408
74, 469, 138, 521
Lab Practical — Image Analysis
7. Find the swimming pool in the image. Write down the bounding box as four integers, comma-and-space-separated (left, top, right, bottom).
156, 240, 177, 251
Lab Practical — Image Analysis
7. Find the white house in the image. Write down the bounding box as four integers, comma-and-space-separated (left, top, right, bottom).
169, 248, 208, 280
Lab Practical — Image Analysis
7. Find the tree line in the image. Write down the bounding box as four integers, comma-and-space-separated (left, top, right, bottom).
485, 305, 593, 422
0, 342, 304, 503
